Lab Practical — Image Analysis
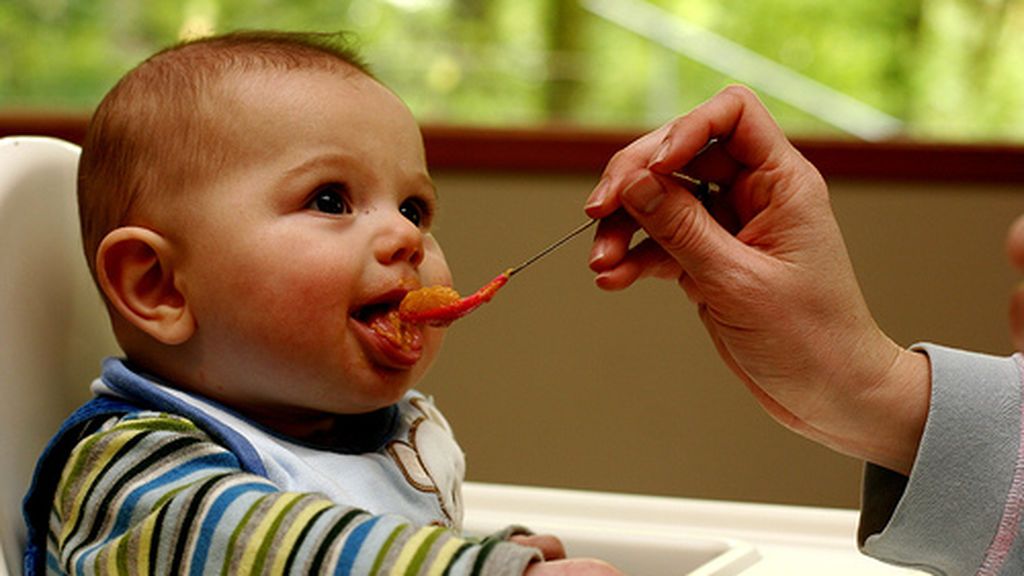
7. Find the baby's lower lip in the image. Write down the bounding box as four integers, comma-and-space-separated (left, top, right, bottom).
351, 313, 423, 369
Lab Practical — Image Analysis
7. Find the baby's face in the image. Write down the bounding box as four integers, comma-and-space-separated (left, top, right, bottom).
168, 68, 452, 434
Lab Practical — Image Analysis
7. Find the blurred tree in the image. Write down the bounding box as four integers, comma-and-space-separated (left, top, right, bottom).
544, 0, 586, 122
0, 0, 1021, 142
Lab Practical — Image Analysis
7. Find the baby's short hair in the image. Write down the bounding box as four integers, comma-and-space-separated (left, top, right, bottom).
77, 30, 369, 282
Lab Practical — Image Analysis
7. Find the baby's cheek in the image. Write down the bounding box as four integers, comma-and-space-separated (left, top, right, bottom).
244, 279, 340, 350
421, 235, 453, 287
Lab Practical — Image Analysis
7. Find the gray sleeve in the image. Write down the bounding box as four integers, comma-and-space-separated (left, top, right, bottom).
858, 343, 1024, 575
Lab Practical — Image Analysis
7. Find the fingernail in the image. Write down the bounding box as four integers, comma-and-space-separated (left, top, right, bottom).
650, 138, 671, 167
589, 242, 607, 268
622, 173, 665, 214
585, 177, 611, 211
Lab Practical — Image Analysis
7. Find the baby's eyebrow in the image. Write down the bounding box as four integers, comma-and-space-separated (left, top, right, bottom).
280, 152, 437, 200
282, 153, 352, 179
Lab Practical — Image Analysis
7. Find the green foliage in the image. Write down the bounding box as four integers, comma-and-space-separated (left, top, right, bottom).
0, 0, 1021, 142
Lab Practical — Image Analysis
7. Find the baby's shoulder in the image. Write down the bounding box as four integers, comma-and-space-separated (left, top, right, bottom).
65, 409, 221, 471
87, 408, 211, 439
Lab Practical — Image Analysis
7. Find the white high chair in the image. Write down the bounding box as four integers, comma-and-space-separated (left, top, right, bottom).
0, 137, 121, 576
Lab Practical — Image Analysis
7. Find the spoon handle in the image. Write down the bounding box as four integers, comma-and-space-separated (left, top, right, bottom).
508, 218, 598, 277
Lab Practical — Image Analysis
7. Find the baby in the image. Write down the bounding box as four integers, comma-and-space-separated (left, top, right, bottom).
23, 31, 617, 576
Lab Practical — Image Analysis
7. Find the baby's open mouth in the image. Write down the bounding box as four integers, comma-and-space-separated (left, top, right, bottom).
353, 298, 422, 351
352, 301, 397, 324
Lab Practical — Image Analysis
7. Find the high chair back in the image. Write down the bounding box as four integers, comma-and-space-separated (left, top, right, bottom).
0, 137, 120, 575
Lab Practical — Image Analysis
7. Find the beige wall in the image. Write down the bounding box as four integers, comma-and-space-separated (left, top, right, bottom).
63, 168, 1023, 510
422, 170, 1024, 509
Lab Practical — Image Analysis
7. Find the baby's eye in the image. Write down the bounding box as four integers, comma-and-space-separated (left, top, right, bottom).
308, 183, 351, 215
400, 197, 433, 228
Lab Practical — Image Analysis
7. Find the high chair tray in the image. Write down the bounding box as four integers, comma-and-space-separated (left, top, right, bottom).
463, 482, 928, 575
463, 482, 759, 575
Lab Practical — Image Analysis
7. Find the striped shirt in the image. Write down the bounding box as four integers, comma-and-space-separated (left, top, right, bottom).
44, 410, 539, 575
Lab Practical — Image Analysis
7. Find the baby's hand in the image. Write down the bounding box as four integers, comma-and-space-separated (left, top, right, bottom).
511, 533, 567, 560
513, 534, 622, 575
524, 558, 624, 576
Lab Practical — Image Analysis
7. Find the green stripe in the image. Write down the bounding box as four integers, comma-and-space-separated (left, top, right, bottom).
115, 416, 200, 434
221, 493, 271, 576
64, 431, 150, 557
251, 494, 304, 574
281, 506, 330, 574
115, 522, 131, 575
370, 524, 408, 576
469, 538, 501, 576
58, 424, 119, 514
59, 413, 203, 537
405, 526, 445, 575
77, 436, 204, 559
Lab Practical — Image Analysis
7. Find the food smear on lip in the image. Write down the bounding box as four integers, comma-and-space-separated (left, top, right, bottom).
399, 270, 511, 326
367, 309, 422, 351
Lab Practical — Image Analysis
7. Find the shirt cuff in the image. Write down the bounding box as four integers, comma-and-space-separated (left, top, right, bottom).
858, 344, 1023, 574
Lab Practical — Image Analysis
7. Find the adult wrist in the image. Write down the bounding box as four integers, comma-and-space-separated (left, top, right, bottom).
854, 345, 931, 475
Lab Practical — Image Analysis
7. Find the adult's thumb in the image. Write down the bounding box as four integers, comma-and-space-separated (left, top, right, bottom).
620, 171, 736, 279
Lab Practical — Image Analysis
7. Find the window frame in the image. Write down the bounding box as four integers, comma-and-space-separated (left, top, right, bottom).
2, 112, 1022, 183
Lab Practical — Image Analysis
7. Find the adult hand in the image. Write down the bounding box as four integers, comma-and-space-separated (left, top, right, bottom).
585, 85, 929, 474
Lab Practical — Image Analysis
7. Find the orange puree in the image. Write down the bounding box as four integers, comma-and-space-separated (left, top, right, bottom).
368, 310, 420, 350
399, 285, 461, 316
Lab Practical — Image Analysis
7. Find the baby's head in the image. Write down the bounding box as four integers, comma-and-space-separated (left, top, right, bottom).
79, 31, 452, 438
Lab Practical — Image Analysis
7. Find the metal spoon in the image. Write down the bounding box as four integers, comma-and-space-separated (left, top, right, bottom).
400, 171, 721, 325
511, 171, 719, 276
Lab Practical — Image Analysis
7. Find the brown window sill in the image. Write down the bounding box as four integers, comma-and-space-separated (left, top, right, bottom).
2, 113, 1022, 183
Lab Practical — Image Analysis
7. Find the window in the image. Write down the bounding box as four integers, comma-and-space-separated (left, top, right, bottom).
3, 0, 1023, 144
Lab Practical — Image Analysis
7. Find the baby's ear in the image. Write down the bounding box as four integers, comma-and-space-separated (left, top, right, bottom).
96, 227, 196, 345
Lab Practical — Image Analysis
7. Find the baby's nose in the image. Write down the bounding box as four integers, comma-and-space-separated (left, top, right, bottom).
375, 215, 424, 267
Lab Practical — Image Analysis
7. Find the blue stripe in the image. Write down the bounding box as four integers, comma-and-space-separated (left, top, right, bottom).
335, 516, 380, 576
189, 482, 277, 576
110, 452, 239, 544
45, 550, 62, 573
70, 451, 240, 571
